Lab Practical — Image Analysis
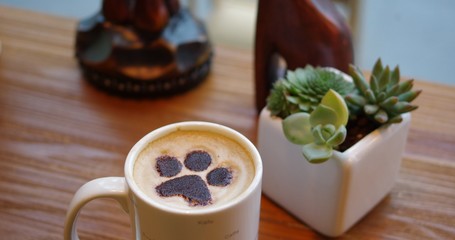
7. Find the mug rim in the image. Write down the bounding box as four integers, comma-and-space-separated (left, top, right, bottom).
124, 121, 263, 215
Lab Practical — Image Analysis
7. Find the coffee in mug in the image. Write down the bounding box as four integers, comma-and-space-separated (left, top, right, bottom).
64, 122, 262, 240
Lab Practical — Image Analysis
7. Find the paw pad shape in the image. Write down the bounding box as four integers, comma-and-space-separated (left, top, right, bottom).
155, 150, 233, 206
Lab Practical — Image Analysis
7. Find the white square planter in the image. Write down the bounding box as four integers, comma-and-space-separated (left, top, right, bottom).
257, 108, 411, 237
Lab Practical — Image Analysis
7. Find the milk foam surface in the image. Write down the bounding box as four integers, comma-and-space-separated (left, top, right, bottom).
133, 129, 255, 210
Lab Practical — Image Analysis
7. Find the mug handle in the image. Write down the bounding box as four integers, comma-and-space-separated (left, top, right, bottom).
64, 177, 129, 240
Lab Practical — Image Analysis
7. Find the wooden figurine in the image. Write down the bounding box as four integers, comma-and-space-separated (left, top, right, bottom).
255, 0, 354, 112
76, 0, 212, 97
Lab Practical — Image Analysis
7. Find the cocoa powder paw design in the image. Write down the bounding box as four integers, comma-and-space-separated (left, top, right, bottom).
155, 150, 233, 206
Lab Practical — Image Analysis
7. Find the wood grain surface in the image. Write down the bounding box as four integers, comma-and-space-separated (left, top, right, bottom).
1, 5, 454, 240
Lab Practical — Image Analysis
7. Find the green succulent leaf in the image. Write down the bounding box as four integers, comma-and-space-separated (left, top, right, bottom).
321, 124, 336, 139
371, 58, 383, 80
345, 94, 366, 107
310, 104, 338, 127
298, 101, 312, 112
349, 65, 369, 96
364, 104, 379, 115
286, 70, 298, 83
311, 124, 346, 147
311, 124, 326, 145
378, 66, 391, 91
374, 109, 389, 124
390, 66, 400, 86
302, 143, 333, 164
389, 115, 403, 124
398, 90, 422, 102
365, 89, 376, 103
397, 79, 414, 95
326, 125, 347, 146
392, 102, 418, 113
320, 89, 349, 126
376, 92, 386, 102
380, 96, 398, 109
385, 83, 399, 98
286, 96, 299, 104
282, 112, 313, 145
370, 75, 380, 95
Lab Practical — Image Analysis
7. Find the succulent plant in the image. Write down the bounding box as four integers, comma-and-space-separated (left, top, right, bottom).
267, 66, 355, 119
266, 58, 422, 164
346, 59, 421, 124
282, 90, 349, 163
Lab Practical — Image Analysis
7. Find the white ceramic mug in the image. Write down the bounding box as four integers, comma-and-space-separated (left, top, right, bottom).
64, 121, 263, 240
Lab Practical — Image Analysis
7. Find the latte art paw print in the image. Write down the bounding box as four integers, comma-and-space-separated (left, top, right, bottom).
155, 150, 233, 206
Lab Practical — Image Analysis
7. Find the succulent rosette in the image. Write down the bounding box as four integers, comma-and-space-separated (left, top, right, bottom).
282, 90, 349, 163
267, 66, 355, 119
346, 59, 421, 124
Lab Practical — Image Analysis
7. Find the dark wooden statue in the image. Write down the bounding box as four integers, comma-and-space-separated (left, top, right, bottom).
76, 0, 212, 97
255, 0, 354, 112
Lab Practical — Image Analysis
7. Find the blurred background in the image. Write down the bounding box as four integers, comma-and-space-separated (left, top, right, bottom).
0, 0, 453, 85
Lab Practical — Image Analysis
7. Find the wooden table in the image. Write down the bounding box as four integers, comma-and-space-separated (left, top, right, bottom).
1, 5, 454, 240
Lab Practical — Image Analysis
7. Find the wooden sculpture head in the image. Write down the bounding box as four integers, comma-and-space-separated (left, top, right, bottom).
255, 0, 354, 112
